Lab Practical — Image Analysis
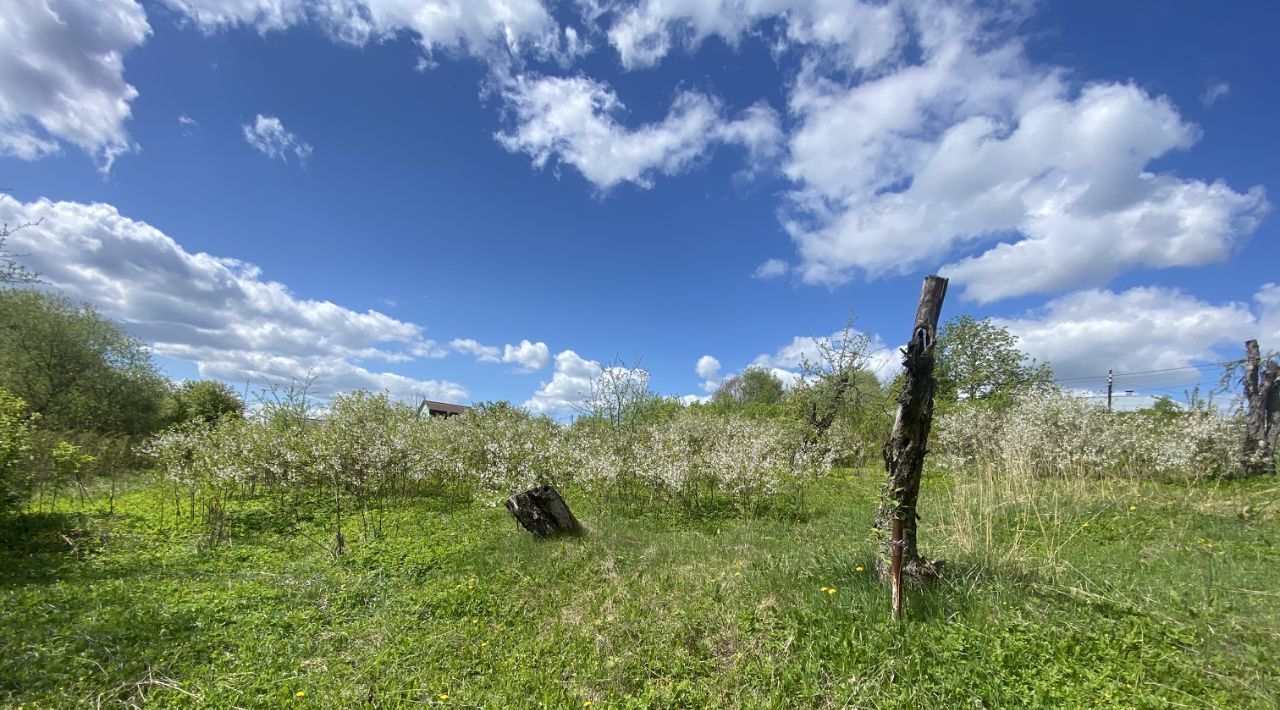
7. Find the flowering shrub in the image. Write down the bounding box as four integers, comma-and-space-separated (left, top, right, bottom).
934, 390, 1243, 481
145, 390, 850, 541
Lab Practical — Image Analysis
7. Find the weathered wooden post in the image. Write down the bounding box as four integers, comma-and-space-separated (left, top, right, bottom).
1242, 340, 1279, 476
877, 275, 949, 595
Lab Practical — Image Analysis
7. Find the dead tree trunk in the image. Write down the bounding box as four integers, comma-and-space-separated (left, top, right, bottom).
1242, 340, 1279, 476
876, 275, 948, 580
505, 486, 583, 537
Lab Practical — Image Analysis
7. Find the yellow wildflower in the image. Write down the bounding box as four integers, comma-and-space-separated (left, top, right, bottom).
827, 587, 837, 595
820, 586, 828, 592
439, 694, 449, 701
855, 565, 864, 572
1129, 505, 1137, 511
296, 691, 306, 698
733, 571, 741, 577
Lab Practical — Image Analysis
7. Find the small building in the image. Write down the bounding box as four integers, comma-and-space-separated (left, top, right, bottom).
417, 399, 470, 418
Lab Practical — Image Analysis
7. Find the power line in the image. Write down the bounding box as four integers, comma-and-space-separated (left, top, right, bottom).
1052, 360, 1236, 385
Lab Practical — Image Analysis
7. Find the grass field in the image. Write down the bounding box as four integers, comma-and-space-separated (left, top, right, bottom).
2, 471, 1278, 708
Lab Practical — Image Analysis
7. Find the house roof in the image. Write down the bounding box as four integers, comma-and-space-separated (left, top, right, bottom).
420, 400, 469, 415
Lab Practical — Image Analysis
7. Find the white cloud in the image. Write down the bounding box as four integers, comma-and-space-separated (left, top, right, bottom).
753, 258, 789, 280
450, 338, 501, 362
0, 0, 150, 170
0, 197, 466, 403
242, 114, 313, 162
178, 113, 202, 134
772, 3, 1267, 301
449, 338, 548, 371
503, 339, 550, 372
495, 74, 781, 190
1201, 80, 1230, 107
695, 355, 721, 380
523, 349, 601, 414
996, 286, 1259, 385
694, 354, 722, 393
605, 0, 907, 71
1256, 283, 1280, 344
160, 0, 565, 61
752, 329, 898, 383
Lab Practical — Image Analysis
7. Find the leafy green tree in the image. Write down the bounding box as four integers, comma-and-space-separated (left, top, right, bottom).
0, 390, 36, 513
0, 289, 168, 437
711, 367, 785, 408
739, 367, 785, 406
935, 316, 1053, 403
162, 380, 245, 427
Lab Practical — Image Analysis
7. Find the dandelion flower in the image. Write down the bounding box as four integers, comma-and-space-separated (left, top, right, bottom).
855, 565, 864, 572
439, 694, 449, 701
1129, 505, 1137, 511
827, 587, 837, 595
296, 691, 306, 698
820, 586, 828, 592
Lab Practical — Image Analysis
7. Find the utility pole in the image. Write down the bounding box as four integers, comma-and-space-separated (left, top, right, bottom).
1107, 369, 1113, 413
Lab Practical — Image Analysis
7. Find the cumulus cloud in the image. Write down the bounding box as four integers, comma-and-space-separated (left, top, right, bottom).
695, 355, 721, 380
523, 349, 602, 414
522, 350, 650, 415
752, 329, 898, 384
496, 74, 782, 190
605, 0, 907, 71
996, 286, 1260, 385
450, 338, 501, 363
0, 0, 150, 169
242, 114, 313, 162
503, 339, 550, 372
0, 197, 466, 403
762, 2, 1269, 301
160, 0, 566, 61
449, 338, 549, 371
694, 354, 722, 393
753, 258, 789, 280
1256, 283, 1280, 344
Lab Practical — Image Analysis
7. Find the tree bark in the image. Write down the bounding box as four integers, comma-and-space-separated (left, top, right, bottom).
1242, 340, 1278, 476
505, 486, 583, 537
877, 275, 948, 579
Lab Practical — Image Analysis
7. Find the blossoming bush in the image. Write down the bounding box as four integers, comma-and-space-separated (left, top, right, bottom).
146, 390, 849, 543
934, 390, 1243, 481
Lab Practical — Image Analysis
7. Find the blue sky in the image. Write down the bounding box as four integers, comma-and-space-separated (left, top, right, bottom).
2, 0, 1277, 414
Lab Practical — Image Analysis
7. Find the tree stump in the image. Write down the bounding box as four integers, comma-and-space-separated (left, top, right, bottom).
505, 486, 583, 537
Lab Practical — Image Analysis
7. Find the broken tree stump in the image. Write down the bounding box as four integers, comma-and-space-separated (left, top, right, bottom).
505, 486, 583, 538
876, 274, 949, 582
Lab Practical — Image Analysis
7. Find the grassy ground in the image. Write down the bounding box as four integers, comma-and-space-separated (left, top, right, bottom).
2, 471, 1278, 708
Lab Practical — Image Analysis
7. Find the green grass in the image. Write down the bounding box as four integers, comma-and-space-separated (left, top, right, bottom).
2, 472, 1278, 708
